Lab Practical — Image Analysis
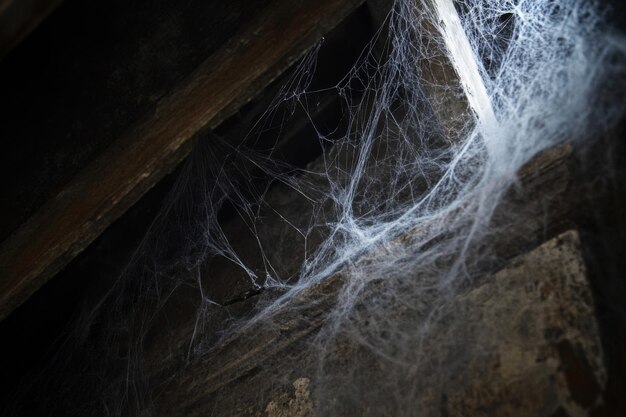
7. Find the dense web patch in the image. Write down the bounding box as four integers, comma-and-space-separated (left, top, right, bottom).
12, 0, 626, 416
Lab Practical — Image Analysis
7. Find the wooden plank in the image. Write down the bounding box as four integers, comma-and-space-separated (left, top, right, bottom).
0, 0, 64, 60
0, 0, 273, 242
0, 0, 365, 321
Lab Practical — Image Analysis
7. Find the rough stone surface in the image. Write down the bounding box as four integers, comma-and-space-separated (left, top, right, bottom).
443, 230, 605, 416
265, 378, 315, 417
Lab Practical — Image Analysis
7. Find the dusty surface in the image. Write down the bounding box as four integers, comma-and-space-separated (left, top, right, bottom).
265, 378, 315, 417
444, 230, 605, 416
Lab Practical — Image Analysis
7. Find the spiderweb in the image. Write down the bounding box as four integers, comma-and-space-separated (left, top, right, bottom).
13, 0, 626, 416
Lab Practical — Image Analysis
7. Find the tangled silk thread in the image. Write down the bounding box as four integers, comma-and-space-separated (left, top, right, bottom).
30, 1, 626, 416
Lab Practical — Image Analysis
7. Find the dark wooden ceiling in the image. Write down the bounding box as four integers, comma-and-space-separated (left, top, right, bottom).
0, 0, 365, 322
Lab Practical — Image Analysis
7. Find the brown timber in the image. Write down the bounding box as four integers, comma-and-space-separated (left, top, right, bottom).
0, 0, 365, 321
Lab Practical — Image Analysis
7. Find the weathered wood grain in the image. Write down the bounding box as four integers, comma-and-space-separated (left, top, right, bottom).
0, 0, 266, 241
0, 0, 365, 321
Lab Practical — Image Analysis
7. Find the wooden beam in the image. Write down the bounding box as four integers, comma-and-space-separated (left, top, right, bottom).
0, 0, 365, 321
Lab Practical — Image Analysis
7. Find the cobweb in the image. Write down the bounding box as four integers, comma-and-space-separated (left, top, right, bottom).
10, 0, 626, 416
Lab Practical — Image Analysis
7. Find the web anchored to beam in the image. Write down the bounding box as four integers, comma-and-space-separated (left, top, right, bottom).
16, 1, 626, 416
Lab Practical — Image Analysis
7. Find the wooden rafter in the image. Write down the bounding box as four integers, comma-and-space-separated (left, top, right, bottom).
0, 0, 365, 321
